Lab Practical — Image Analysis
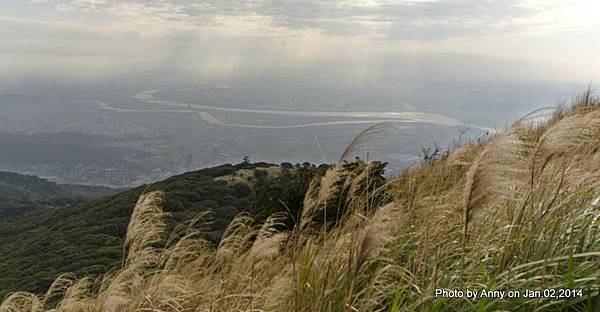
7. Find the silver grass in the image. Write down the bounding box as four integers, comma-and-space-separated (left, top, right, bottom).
124, 191, 168, 266
136, 274, 193, 312
445, 145, 471, 166
163, 231, 212, 271
339, 123, 403, 163
246, 213, 288, 262
344, 162, 386, 212
531, 110, 600, 187
43, 273, 77, 306
163, 211, 213, 271
0, 292, 43, 312
100, 191, 167, 312
356, 203, 402, 266
54, 278, 96, 312
216, 212, 255, 263
463, 126, 531, 237
299, 165, 344, 231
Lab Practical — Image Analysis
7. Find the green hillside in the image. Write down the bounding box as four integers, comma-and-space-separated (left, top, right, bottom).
0, 171, 118, 221
0, 162, 323, 299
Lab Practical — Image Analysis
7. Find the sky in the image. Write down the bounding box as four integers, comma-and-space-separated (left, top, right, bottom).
1, 0, 599, 85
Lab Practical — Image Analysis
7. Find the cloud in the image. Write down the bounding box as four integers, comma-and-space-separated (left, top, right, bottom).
34, 0, 581, 40
4, 0, 597, 83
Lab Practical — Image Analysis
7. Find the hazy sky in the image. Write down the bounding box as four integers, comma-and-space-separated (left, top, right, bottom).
1, 0, 599, 84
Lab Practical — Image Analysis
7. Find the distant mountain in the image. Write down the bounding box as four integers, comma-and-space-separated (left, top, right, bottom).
0, 132, 157, 187
0, 132, 150, 166
0, 162, 322, 299
0, 171, 119, 220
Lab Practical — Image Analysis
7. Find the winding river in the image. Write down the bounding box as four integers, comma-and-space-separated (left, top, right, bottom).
90, 89, 495, 132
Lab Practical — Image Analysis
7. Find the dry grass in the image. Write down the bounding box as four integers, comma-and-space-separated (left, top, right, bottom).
463, 126, 531, 238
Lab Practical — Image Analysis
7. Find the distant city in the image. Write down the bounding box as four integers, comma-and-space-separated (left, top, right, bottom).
0, 72, 583, 187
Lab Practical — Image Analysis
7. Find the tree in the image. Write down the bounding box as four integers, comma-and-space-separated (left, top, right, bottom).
250, 164, 327, 229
